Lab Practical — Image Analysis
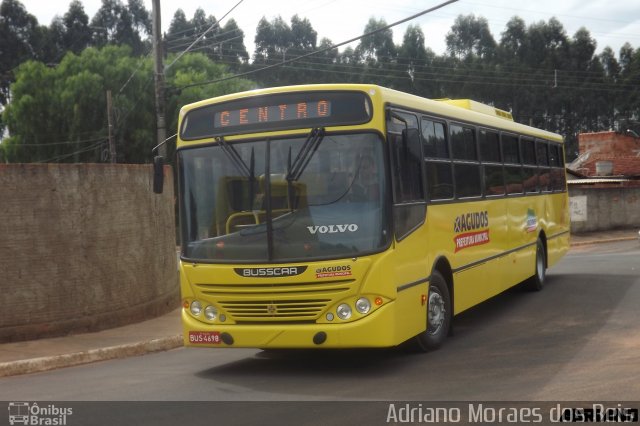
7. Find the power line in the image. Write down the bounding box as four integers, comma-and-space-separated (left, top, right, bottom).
165, 0, 245, 71
177, 0, 460, 90
9, 136, 107, 147
268, 61, 636, 93
35, 140, 104, 163
166, 27, 243, 49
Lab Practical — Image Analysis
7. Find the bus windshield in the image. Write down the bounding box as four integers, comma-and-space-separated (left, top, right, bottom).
178, 132, 389, 263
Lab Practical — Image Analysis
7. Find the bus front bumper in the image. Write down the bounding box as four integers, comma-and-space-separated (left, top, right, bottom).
181, 302, 400, 349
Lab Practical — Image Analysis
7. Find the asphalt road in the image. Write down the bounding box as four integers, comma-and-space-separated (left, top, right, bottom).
2, 240, 639, 425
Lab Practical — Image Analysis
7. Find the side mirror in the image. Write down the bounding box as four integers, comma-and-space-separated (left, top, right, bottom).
153, 156, 164, 194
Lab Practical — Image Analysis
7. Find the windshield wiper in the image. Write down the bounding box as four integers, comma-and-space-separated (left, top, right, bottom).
286, 127, 324, 182
216, 136, 251, 177
217, 136, 256, 205
285, 127, 324, 211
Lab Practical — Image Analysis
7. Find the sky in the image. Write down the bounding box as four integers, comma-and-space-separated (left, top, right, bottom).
21, 0, 640, 57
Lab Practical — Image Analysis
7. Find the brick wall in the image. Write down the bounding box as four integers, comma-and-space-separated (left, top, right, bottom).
0, 164, 178, 342
577, 132, 640, 177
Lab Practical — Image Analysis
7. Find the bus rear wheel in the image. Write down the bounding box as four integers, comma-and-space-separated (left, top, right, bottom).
413, 270, 451, 352
526, 238, 546, 291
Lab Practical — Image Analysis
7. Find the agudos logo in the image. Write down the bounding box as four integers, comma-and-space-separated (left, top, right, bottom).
453, 211, 490, 253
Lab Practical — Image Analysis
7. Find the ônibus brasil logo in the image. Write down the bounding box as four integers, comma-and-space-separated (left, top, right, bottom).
8, 402, 72, 425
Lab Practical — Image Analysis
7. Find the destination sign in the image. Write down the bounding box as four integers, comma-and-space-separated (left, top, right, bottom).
214, 100, 331, 128
180, 91, 371, 139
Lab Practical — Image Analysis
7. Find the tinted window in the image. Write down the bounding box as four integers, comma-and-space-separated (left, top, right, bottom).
549, 143, 565, 167
551, 168, 567, 191
389, 112, 423, 203
521, 138, 536, 165
522, 167, 538, 193
539, 168, 551, 192
505, 165, 523, 194
421, 119, 448, 158
536, 140, 549, 166
479, 130, 501, 162
451, 124, 477, 160
548, 144, 559, 166
455, 164, 482, 198
388, 111, 426, 240
426, 162, 454, 200
484, 165, 505, 195
502, 134, 520, 164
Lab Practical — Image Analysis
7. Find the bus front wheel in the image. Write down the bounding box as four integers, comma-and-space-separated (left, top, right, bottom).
413, 270, 452, 351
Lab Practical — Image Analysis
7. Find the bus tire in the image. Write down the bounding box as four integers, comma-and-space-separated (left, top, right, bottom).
526, 238, 546, 291
413, 271, 451, 352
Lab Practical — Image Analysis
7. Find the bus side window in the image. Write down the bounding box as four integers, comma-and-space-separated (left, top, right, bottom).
479, 129, 505, 196
422, 119, 449, 159
521, 137, 538, 193
389, 112, 424, 203
388, 110, 426, 240
502, 133, 523, 194
537, 140, 551, 192
451, 124, 481, 198
422, 118, 454, 201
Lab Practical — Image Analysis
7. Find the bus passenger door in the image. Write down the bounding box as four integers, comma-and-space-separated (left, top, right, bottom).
387, 110, 430, 341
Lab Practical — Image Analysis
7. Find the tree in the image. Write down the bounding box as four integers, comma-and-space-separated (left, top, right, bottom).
446, 14, 496, 60
0, 0, 40, 106
617, 43, 640, 123
91, 0, 151, 55
188, 7, 218, 60
500, 16, 527, 60
166, 8, 248, 70
1, 45, 253, 163
218, 19, 249, 69
168, 9, 188, 34
253, 15, 293, 65
62, 0, 92, 54
2, 46, 149, 163
290, 15, 317, 54
253, 15, 321, 86
356, 17, 396, 65
397, 25, 436, 94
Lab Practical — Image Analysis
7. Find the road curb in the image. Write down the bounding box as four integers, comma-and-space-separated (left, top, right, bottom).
570, 236, 638, 247
0, 334, 183, 378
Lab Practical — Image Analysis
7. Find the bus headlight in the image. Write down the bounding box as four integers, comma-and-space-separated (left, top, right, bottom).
204, 305, 218, 321
190, 300, 203, 316
355, 297, 371, 314
336, 303, 352, 320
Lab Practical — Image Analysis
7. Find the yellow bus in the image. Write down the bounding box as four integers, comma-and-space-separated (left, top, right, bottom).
163, 83, 569, 351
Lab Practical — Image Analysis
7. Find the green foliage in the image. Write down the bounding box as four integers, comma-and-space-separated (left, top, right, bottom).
0, 0, 40, 104
91, 0, 151, 55
166, 8, 248, 71
2, 46, 252, 163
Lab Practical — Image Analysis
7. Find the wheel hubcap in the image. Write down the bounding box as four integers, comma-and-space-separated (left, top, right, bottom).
536, 246, 545, 282
427, 290, 445, 335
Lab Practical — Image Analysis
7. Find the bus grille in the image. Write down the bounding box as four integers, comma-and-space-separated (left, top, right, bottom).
195, 279, 355, 322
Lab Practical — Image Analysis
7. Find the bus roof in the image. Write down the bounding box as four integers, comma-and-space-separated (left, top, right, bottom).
435, 99, 514, 121
179, 84, 563, 143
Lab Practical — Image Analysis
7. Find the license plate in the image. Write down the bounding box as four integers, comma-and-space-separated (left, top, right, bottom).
188, 331, 221, 344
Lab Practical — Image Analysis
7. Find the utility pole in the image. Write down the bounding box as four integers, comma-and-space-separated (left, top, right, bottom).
106, 90, 116, 163
152, 0, 166, 157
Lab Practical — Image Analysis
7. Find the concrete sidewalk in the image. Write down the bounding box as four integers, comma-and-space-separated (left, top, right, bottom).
0, 309, 183, 377
0, 229, 637, 377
